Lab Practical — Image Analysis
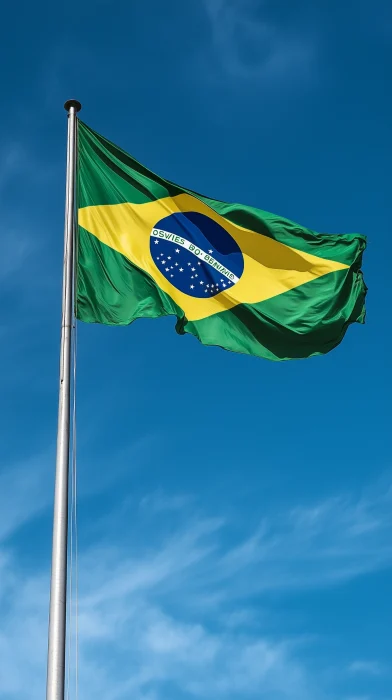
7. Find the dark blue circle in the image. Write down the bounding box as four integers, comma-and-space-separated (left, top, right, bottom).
150, 212, 244, 298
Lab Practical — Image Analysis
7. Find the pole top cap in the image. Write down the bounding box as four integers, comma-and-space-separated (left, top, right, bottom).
64, 99, 82, 113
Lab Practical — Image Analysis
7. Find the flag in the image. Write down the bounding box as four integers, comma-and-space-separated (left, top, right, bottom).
76, 121, 367, 361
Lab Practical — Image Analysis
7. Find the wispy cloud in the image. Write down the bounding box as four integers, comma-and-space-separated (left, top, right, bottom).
0, 138, 57, 193
0, 452, 53, 693
0, 229, 35, 285
0, 452, 52, 543
348, 660, 386, 676
139, 490, 193, 514
0, 519, 315, 700
1, 477, 391, 699
72, 480, 392, 699
211, 486, 392, 596
200, 0, 315, 84
0, 143, 25, 190
0, 142, 40, 286
0, 133, 59, 313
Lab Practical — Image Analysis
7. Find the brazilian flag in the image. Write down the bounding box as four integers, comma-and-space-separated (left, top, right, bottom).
76, 121, 367, 361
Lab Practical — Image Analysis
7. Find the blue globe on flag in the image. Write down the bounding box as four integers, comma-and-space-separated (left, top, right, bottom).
150, 212, 244, 298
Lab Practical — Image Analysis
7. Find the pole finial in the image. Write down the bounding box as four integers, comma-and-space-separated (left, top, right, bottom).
64, 99, 82, 113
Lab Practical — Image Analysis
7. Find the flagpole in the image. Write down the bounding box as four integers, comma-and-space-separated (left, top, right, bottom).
46, 99, 81, 700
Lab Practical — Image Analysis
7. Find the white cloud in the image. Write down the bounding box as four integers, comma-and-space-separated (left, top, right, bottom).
0, 143, 40, 288
0, 476, 391, 699
0, 143, 26, 190
0, 526, 314, 700
200, 0, 315, 84
0, 452, 52, 543
0, 458, 51, 695
214, 486, 392, 594
348, 660, 386, 676
0, 229, 34, 285
139, 490, 192, 514
0, 138, 56, 193
0, 135, 57, 307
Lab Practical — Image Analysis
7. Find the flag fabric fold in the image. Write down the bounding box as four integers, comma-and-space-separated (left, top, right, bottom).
76, 120, 367, 361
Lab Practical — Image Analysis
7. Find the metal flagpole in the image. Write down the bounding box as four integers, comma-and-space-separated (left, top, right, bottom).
46, 99, 81, 700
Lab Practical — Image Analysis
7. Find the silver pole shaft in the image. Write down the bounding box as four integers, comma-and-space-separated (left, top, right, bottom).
46, 99, 81, 700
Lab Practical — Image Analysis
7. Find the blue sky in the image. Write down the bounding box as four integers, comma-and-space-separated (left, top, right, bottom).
0, 0, 391, 698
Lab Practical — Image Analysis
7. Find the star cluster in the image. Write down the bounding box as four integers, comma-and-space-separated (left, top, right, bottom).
152, 239, 235, 298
